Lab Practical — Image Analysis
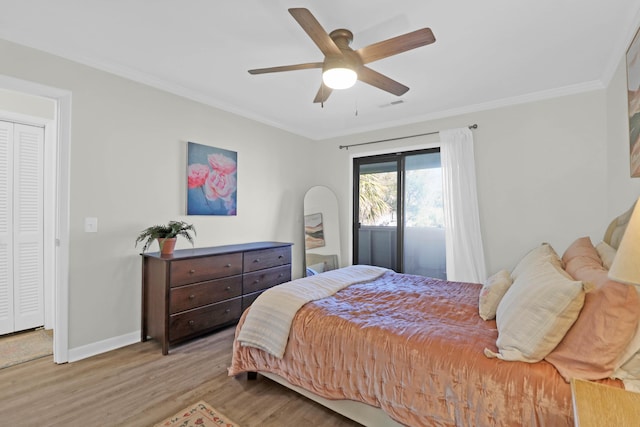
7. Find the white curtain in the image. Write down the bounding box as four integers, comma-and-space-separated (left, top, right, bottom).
440, 127, 487, 283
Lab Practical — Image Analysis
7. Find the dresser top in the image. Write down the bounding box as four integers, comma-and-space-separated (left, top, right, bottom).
141, 241, 293, 260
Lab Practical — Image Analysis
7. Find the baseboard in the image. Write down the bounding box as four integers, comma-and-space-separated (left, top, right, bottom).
67, 330, 140, 362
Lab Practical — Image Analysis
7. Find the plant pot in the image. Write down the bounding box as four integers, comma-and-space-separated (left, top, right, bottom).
158, 237, 177, 255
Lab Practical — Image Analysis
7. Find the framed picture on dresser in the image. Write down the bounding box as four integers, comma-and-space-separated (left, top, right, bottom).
186, 141, 238, 215
626, 27, 640, 177
304, 212, 326, 249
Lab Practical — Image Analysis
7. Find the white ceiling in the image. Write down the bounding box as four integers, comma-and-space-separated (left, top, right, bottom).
2, 1, 640, 140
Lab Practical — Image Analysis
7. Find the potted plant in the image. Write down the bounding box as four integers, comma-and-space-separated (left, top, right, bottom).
135, 220, 196, 255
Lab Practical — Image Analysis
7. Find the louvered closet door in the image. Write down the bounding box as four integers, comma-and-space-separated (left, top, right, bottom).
0, 121, 15, 334
0, 120, 44, 335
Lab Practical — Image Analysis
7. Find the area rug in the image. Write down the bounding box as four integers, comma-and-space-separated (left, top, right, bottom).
0, 328, 53, 369
154, 400, 240, 427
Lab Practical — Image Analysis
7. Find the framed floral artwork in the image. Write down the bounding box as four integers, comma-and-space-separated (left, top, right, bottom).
627, 27, 640, 177
187, 141, 237, 215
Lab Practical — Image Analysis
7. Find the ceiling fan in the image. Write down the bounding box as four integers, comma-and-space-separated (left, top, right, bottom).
248, 8, 436, 104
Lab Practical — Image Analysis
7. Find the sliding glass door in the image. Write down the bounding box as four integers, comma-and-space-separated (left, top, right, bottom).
354, 157, 399, 270
353, 148, 445, 278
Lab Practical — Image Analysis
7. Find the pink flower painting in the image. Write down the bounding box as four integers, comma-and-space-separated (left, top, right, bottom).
187, 142, 237, 215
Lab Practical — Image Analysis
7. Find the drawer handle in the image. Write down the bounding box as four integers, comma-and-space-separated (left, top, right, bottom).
188, 294, 196, 300
253, 279, 260, 284
225, 309, 231, 313
253, 258, 260, 263
225, 286, 232, 291
278, 255, 284, 259
279, 273, 283, 277
226, 263, 232, 268
189, 269, 196, 274
188, 320, 195, 326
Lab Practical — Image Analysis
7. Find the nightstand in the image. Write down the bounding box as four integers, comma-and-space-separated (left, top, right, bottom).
571, 378, 640, 426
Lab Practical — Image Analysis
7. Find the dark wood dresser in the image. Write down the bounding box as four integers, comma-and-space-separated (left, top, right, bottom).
141, 241, 292, 354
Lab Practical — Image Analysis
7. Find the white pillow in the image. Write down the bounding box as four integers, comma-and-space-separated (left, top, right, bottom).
478, 270, 513, 320
511, 243, 563, 279
596, 241, 617, 270
485, 261, 585, 363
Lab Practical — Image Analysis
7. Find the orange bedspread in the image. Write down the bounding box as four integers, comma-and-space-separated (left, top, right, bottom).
229, 271, 621, 426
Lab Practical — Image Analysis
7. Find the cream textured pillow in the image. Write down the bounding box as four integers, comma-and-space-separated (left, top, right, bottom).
614, 342, 640, 382
485, 261, 585, 363
612, 287, 640, 382
478, 270, 513, 320
511, 243, 563, 280
596, 241, 617, 270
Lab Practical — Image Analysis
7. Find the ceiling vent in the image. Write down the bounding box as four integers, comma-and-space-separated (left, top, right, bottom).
379, 99, 405, 108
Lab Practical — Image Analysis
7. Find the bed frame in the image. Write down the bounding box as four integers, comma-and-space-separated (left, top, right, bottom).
260, 371, 402, 427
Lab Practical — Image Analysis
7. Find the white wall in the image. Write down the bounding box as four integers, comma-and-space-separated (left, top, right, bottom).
318, 90, 613, 277
0, 39, 314, 352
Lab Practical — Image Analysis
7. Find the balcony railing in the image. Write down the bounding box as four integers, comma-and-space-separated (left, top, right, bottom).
358, 225, 446, 279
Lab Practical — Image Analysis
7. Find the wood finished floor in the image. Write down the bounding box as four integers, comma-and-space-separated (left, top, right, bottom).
0, 326, 362, 427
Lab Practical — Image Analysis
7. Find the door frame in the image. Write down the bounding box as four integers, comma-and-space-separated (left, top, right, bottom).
352, 153, 405, 271
348, 141, 440, 269
0, 75, 71, 363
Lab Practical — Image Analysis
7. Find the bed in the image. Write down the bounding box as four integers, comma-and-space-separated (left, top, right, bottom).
228, 205, 639, 426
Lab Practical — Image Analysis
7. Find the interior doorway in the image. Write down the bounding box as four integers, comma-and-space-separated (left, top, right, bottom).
0, 76, 71, 364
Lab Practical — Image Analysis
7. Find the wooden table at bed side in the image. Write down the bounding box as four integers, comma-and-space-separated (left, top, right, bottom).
571, 378, 640, 426
141, 242, 292, 355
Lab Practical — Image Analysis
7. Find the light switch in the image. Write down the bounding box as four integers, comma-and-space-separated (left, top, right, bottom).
84, 217, 98, 233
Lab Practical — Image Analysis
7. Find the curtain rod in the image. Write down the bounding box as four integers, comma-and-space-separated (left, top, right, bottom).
338, 124, 478, 150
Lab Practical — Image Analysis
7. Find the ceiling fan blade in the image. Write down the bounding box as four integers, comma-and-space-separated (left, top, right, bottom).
248, 62, 323, 75
313, 83, 333, 103
358, 66, 409, 96
356, 28, 435, 64
288, 8, 342, 57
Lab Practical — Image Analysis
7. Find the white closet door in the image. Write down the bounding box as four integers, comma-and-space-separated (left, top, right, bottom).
0, 121, 14, 334
13, 123, 44, 331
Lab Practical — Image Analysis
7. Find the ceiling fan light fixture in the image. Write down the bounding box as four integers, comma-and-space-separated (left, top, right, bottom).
322, 67, 357, 89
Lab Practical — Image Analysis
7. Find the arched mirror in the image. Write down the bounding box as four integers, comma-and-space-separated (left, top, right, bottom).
303, 186, 341, 276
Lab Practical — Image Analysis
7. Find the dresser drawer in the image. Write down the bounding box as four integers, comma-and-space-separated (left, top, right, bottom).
243, 264, 291, 294
169, 276, 242, 314
243, 246, 291, 273
169, 297, 242, 342
170, 253, 242, 286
